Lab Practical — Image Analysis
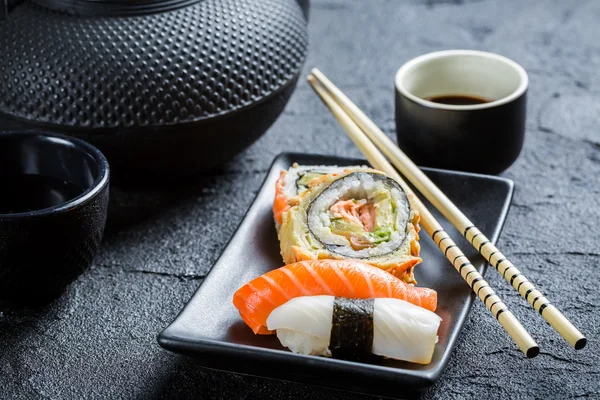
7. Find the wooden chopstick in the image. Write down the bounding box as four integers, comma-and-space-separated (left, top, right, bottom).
309, 68, 586, 351
307, 74, 539, 358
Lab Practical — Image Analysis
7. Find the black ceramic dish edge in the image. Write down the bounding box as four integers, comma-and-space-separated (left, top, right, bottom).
0, 131, 110, 219
157, 152, 515, 397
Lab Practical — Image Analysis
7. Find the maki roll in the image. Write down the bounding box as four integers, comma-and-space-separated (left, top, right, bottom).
266, 295, 442, 364
273, 163, 365, 229
278, 167, 422, 284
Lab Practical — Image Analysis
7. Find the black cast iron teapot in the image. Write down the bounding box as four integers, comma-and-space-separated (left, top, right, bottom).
0, 0, 309, 182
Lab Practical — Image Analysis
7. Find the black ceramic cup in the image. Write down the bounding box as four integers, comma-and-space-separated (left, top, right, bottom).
0, 132, 109, 304
395, 50, 528, 175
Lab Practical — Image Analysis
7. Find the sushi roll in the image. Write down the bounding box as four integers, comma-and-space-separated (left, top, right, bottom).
273, 163, 365, 229
232, 259, 437, 335
278, 167, 422, 284
266, 295, 441, 364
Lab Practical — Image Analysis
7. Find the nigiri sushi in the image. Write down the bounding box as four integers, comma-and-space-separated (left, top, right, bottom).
273, 164, 365, 228
277, 166, 422, 284
267, 295, 442, 364
232, 259, 437, 334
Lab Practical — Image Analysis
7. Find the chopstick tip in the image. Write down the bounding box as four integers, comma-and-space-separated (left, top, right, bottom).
526, 346, 540, 358
575, 337, 587, 350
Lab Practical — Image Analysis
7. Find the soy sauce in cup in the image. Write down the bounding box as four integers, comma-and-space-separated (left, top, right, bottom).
426, 94, 491, 106
0, 175, 85, 214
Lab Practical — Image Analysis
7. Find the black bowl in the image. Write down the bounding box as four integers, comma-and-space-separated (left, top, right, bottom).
0, 132, 110, 304
394, 50, 528, 175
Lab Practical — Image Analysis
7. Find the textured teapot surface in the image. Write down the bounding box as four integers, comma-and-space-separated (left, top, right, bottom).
0, 0, 308, 129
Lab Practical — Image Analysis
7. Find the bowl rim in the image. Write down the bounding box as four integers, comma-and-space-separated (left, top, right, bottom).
394, 49, 529, 111
0, 131, 110, 219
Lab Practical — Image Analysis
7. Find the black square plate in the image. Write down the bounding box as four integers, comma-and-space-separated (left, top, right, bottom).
158, 153, 514, 398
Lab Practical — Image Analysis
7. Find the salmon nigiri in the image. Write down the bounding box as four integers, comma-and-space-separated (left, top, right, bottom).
233, 259, 437, 334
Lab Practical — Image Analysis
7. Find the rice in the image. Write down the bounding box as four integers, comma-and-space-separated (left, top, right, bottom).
282, 164, 367, 199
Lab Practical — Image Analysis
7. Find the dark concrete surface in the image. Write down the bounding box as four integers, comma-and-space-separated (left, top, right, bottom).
2, 0, 600, 399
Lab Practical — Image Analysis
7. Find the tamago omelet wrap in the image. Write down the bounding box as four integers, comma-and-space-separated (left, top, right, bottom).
276, 166, 422, 284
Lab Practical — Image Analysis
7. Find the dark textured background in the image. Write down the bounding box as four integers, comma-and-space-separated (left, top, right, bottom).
1, 0, 599, 399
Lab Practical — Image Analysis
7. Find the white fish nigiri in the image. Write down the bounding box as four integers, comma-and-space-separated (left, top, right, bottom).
266, 295, 442, 364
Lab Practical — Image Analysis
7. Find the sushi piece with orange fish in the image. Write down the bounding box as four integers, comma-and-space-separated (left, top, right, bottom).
232, 259, 440, 364
232, 259, 437, 335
